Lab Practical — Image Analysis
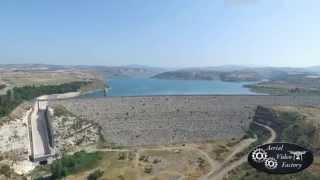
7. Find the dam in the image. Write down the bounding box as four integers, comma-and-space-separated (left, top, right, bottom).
50, 95, 320, 146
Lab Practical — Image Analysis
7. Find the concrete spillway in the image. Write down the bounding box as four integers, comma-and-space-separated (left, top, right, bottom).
29, 100, 54, 162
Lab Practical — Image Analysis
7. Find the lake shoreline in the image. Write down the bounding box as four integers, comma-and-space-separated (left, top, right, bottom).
85, 78, 264, 97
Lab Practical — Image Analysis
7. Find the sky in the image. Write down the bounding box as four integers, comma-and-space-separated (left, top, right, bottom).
0, 0, 319, 67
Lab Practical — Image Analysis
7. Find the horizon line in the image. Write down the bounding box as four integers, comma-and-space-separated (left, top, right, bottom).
0, 63, 319, 69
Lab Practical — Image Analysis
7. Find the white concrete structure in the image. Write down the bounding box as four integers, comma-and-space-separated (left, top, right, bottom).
30, 99, 53, 161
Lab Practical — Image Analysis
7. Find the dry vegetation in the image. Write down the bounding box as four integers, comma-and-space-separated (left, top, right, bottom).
66, 151, 137, 180
0, 69, 101, 88
40, 134, 249, 180
139, 149, 211, 180
64, 144, 214, 180
193, 138, 242, 162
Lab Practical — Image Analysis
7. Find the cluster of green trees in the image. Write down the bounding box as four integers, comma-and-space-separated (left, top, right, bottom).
50, 151, 103, 179
0, 81, 88, 118
278, 111, 316, 147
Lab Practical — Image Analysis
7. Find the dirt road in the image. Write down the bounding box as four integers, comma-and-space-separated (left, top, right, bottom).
207, 121, 277, 180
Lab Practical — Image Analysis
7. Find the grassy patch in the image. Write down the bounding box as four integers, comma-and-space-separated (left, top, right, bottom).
213, 145, 230, 161
275, 110, 315, 148
50, 151, 103, 179
66, 151, 137, 180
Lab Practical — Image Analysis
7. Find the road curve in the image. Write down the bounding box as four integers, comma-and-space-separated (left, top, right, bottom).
207, 121, 277, 180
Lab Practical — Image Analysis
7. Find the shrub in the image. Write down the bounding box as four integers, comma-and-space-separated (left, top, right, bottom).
87, 169, 104, 180
51, 151, 103, 179
0, 164, 11, 177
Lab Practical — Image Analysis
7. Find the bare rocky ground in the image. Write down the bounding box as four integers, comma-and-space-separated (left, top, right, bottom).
0, 103, 35, 175
51, 105, 100, 154
51, 95, 320, 146
0, 103, 100, 177
0, 101, 100, 177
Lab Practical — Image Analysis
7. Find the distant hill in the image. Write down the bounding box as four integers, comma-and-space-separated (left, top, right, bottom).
0, 64, 67, 71
152, 66, 319, 82
198, 65, 253, 72
305, 66, 320, 73
153, 70, 221, 80
92, 66, 167, 79
1, 64, 319, 80
153, 69, 260, 82
0, 64, 167, 79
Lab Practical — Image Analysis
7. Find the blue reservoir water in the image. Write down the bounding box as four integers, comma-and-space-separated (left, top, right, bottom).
87, 78, 259, 97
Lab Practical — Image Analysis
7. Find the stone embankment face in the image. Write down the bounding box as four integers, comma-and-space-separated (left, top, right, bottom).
51, 96, 320, 146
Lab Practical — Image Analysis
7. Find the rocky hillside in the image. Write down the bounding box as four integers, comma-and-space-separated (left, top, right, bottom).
152, 70, 221, 80
153, 69, 261, 82
152, 67, 319, 82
